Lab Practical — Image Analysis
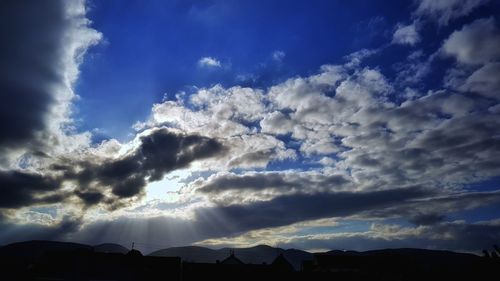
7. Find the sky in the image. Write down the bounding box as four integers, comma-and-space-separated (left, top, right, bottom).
1, 0, 500, 254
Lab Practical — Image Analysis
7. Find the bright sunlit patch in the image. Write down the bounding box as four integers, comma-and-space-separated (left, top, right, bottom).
145, 169, 192, 201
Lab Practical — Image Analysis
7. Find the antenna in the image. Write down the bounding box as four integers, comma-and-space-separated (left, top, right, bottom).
132, 242, 135, 250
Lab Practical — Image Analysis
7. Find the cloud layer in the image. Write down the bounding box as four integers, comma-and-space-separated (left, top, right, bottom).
0, 0, 499, 253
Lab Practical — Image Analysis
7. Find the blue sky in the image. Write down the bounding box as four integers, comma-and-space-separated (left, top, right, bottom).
1, 0, 500, 254
75, 0, 415, 140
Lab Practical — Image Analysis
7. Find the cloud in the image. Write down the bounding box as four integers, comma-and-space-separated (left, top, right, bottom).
198, 56, 222, 67
1, 0, 500, 253
212, 220, 500, 253
0, 128, 226, 214
260, 111, 295, 135
392, 22, 420, 45
0, 215, 82, 243
25, 190, 500, 252
460, 62, 500, 99
272, 50, 286, 62
415, 0, 490, 26
409, 213, 446, 225
193, 188, 434, 233
63, 128, 227, 207
0, 171, 64, 209
0, 0, 101, 165
150, 85, 296, 169
149, 47, 500, 203
442, 17, 500, 65
2, 187, 500, 253
190, 170, 351, 204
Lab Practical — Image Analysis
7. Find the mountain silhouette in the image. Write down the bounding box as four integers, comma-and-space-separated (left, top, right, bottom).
363, 248, 481, 268
149, 245, 225, 262
0, 240, 485, 272
150, 244, 313, 269
0, 240, 92, 259
1, 240, 495, 280
93, 243, 129, 254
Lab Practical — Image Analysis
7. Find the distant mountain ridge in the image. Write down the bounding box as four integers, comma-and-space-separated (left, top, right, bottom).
0, 240, 92, 258
0, 240, 129, 258
0, 240, 481, 271
149, 244, 312, 270
93, 243, 129, 254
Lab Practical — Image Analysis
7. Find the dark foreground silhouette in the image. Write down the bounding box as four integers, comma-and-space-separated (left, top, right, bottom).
0, 240, 498, 281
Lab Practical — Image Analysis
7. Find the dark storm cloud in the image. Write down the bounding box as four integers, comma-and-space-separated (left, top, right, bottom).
0, 128, 225, 211
64, 128, 226, 206
0, 171, 62, 209
75, 190, 104, 206
195, 188, 432, 232
409, 213, 446, 226
0, 0, 69, 150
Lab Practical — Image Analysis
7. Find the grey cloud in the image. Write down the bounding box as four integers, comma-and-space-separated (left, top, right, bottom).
415, 0, 490, 26
195, 188, 432, 232
75, 190, 104, 206
0, 0, 100, 158
442, 17, 500, 65
337, 90, 500, 191
360, 190, 500, 221
409, 213, 446, 225
273, 220, 500, 253
226, 149, 275, 169
0, 170, 63, 209
65, 128, 226, 206
0, 215, 82, 243
0, 128, 226, 212
461, 62, 500, 99
194, 171, 351, 205
0, 0, 66, 149
1, 188, 430, 249
3, 189, 500, 253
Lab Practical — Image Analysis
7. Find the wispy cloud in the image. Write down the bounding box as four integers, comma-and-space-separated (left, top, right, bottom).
392, 22, 420, 45
198, 56, 222, 68
272, 50, 286, 62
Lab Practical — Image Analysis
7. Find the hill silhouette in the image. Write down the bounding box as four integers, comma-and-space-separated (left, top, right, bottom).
0, 240, 132, 258
150, 244, 313, 270
318, 248, 482, 271
1, 240, 497, 280
0, 240, 92, 258
93, 243, 129, 254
